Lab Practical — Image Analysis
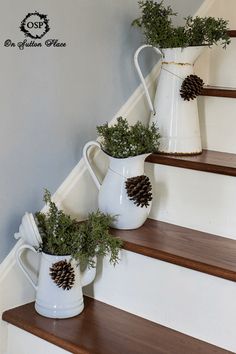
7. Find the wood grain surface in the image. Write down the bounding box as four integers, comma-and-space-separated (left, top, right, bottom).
227, 30, 236, 37
111, 219, 236, 282
2, 298, 233, 354
146, 149, 236, 176
200, 86, 236, 98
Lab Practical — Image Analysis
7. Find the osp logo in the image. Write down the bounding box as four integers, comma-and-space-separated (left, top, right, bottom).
4, 10, 66, 50
20, 11, 50, 39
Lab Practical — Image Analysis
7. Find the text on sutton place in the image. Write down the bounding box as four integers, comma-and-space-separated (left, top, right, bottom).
4, 39, 66, 50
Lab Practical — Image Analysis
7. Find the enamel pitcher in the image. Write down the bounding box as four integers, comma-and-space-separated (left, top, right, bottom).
83, 141, 151, 230
134, 45, 204, 155
15, 213, 97, 319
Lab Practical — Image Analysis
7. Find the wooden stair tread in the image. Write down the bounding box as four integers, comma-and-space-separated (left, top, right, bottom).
111, 219, 236, 282
228, 30, 236, 37
200, 86, 236, 98
146, 149, 236, 177
2, 297, 232, 354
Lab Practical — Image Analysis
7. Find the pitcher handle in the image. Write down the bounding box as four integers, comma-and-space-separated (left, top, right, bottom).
134, 44, 163, 115
16, 244, 38, 290
81, 256, 97, 288
83, 141, 102, 190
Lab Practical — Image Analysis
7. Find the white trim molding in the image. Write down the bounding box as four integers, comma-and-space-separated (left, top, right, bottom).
194, 0, 215, 17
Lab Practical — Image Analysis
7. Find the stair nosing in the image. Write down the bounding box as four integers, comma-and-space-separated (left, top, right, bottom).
200, 86, 236, 98
145, 149, 236, 177
111, 218, 236, 282
123, 239, 236, 282
228, 30, 236, 37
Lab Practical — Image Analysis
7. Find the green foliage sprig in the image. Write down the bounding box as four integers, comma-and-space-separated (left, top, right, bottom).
72, 211, 122, 267
132, 0, 230, 49
97, 117, 160, 158
35, 190, 122, 267
185, 16, 230, 48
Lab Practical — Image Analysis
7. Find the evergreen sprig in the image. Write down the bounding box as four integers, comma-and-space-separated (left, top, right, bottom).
97, 117, 160, 158
73, 211, 123, 268
35, 190, 122, 267
185, 16, 230, 48
132, 0, 230, 49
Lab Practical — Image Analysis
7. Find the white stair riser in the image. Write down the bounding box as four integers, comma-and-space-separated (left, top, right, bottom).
208, 41, 236, 87
6, 325, 69, 354
193, 0, 236, 155
207, 0, 236, 88
199, 96, 236, 153
203, 0, 236, 88
208, 0, 236, 29
84, 251, 236, 353
194, 0, 236, 87
196, 41, 236, 88
145, 163, 236, 239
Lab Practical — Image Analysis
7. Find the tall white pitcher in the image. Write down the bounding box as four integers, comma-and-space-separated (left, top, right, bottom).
134, 45, 204, 155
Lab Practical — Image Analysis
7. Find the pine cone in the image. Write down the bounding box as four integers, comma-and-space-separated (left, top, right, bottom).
125, 175, 152, 208
180, 74, 204, 101
50, 260, 75, 290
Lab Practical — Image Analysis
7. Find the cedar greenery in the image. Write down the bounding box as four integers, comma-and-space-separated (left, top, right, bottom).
132, 0, 230, 49
35, 190, 122, 267
97, 117, 160, 158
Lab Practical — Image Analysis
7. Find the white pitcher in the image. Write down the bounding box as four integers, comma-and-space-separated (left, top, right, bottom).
16, 245, 96, 319
134, 45, 204, 155
83, 141, 151, 229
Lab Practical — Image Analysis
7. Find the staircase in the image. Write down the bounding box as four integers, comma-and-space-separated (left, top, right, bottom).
3, 3, 236, 354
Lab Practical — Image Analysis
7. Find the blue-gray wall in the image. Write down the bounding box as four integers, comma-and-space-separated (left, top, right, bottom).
0, 0, 203, 261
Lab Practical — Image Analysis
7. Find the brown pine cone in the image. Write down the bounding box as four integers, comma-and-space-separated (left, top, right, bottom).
125, 175, 152, 208
180, 74, 204, 101
50, 260, 75, 290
